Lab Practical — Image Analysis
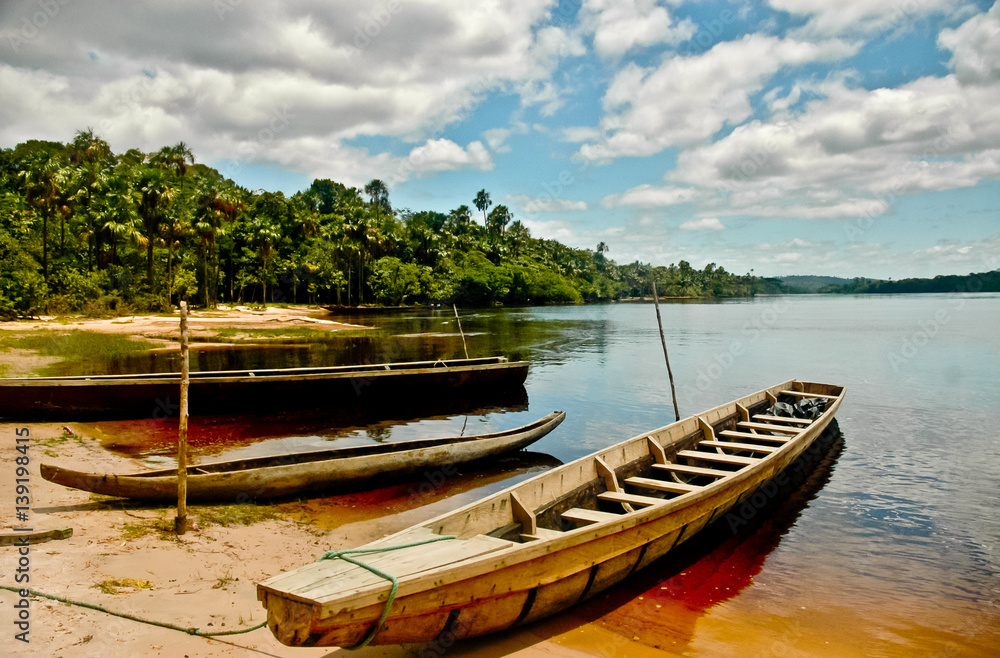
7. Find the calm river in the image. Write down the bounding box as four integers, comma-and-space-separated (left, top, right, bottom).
85, 295, 1000, 656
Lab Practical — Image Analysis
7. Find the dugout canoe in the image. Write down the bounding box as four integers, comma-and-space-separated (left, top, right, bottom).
39, 411, 565, 502
0, 356, 528, 420
257, 380, 845, 647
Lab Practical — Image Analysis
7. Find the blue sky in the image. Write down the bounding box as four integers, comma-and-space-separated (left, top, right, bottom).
2, 0, 998, 278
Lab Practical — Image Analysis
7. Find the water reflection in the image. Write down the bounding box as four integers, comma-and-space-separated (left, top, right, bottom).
78, 387, 528, 461
546, 424, 846, 653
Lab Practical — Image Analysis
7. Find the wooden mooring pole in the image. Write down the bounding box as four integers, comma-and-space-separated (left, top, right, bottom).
650, 277, 681, 421
176, 301, 190, 535
453, 304, 469, 360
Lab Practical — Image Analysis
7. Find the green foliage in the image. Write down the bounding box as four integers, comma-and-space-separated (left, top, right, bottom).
0, 226, 46, 318
1, 132, 771, 313
371, 256, 431, 305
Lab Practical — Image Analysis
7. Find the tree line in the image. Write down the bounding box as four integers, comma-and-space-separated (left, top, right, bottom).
0, 131, 759, 319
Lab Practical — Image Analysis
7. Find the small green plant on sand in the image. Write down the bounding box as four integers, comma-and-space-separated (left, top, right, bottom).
212, 571, 236, 589
93, 577, 154, 595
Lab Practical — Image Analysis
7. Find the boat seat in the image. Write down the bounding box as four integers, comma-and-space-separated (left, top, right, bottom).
520, 527, 564, 542
561, 508, 623, 526
700, 440, 779, 454
736, 421, 801, 434
597, 491, 663, 508
652, 463, 732, 478
779, 390, 839, 400
676, 450, 757, 466
624, 476, 701, 495
754, 414, 812, 425
718, 430, 789, 444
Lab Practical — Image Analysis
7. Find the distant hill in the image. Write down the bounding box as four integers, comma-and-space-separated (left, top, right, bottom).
776, 275, 853, 293
820, 271, 1000, 294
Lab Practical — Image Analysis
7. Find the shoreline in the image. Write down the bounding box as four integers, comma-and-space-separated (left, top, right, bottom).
0, 305, 370, 378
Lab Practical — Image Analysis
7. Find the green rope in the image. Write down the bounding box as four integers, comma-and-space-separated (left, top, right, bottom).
318, 534, 457, 650
0, 585, 266, 637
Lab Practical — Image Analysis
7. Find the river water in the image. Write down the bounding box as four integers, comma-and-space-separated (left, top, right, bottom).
82, 295, 1000, 655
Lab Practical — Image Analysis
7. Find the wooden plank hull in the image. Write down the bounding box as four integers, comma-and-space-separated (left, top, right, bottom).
39, 411, 565, 502
257, 380, 845, 647
0, 357, 528, 420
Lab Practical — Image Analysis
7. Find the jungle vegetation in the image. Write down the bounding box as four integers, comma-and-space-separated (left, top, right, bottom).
0, 131, 760, 319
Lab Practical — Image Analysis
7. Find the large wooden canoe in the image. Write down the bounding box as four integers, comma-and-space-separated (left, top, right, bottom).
40, 411, 565, 502
258, 380, 845, 647
0, 356, 528, 420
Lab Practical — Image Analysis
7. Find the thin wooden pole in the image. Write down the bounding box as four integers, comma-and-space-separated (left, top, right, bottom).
650, 276, 680, 421
453, 304, 469, 359
176, 301, 189, 535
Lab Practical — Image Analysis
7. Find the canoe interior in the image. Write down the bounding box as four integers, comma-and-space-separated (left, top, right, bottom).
257, 379, 845, 647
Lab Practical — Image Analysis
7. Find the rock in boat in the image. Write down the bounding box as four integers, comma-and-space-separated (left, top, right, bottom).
0, 356, 528, 420
39, 411, 565, 502
257, 379, 845, 647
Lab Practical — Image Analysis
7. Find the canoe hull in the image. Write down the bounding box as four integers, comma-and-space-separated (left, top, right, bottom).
258, 380, 845, 647
40, 411, 565, 502
0, 357, 528, 420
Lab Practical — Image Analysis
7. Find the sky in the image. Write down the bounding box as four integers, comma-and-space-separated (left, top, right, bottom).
1, 0, 998, 279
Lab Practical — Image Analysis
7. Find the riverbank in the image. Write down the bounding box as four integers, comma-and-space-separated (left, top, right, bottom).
0, 305, 369, 378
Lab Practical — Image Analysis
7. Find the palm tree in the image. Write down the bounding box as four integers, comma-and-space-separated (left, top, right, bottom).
159, 216, 191, 308
486, 204, 512, 238
136, 167, 175, 290
247, 214, 281, 308
195, 181, 244, 308
98, 168, 146, 267
69, 129, 112, 270
474, 189, 492, 225
506, 220, 530, 258
364, 179, 389, 223
19, 151, 63, 283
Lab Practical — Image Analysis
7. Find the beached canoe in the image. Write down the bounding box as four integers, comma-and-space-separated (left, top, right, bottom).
0, 356, 528, 420
257, 380, 844, 647
39, 411, 565, 502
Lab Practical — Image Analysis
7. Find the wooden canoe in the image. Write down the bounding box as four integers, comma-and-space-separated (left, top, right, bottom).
0, 356, 528, 420
39, 411, 565, 502
257, 380, 845, 647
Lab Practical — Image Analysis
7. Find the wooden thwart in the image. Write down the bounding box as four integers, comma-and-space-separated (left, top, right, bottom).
676, 450, 758, 466
652, 462, 732, 478
700, 440, 779, 454
598, 491, 663, 507
625, 476, 701, 494
719, 430, 790, 444
521, 527, 564, 541
780, 390, 840, 400
753, 414, 812, 425
562, 508, 623, 525
736, 421, 802, 434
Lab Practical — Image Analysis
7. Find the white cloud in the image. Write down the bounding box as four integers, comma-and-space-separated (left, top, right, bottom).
0, 0, 572, 183
602, 184, 698, 207
577, 35, 857, 160
510, 195, 588, 213
768, 0, 965, 37
672, 68, 1000, 219
518, 217, 577, 243
679, 218, 724, 231
939, 2, 1000, 84
581, 0, 696, 58
405, 139, 493, 173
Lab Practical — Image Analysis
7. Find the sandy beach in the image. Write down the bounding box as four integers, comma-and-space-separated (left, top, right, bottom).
0, 307, 623, 657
